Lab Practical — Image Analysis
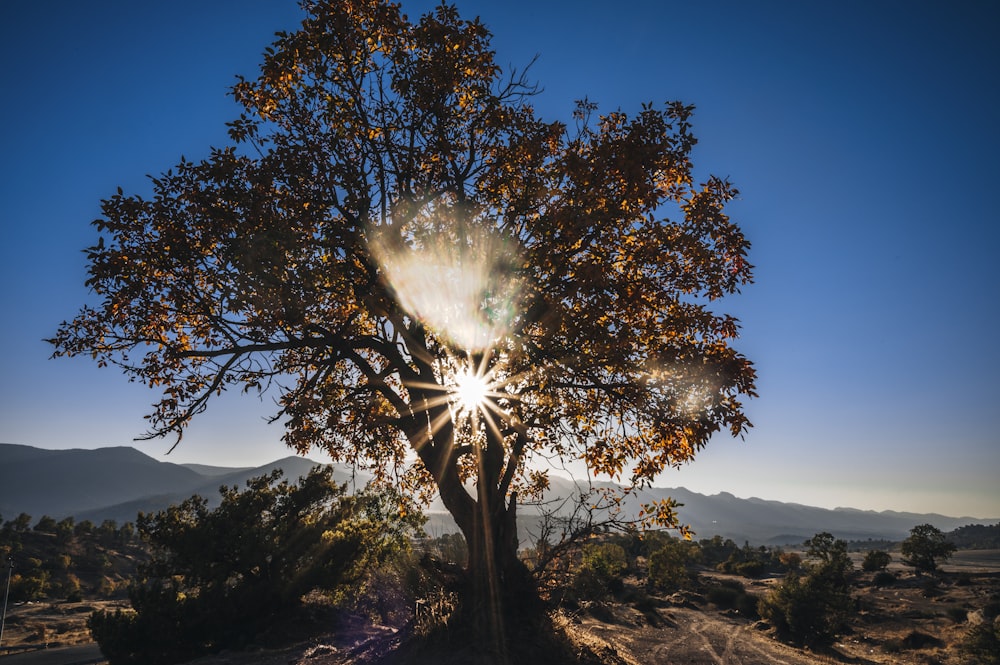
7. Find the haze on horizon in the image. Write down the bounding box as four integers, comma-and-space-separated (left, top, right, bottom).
0, 1, 997, 519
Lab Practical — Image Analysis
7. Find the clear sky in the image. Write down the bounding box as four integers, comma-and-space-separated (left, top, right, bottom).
2, 1, 998, 518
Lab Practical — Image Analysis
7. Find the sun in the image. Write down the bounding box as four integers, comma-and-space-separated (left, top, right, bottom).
452, 367, 491, 415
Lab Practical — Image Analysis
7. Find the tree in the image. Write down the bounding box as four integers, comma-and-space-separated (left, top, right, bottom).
50, 0, 755, 654
648, 537, 699, 591
33, 515, 57, 533
88, 466, 422, 664
10, 513, 32, 533
572, 541, 627, 601
901, 523, 956, 574
759, 533, 854, 647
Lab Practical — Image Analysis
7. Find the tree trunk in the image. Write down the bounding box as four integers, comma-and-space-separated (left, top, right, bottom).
454, 490, 547, 663
408, 402, 549, 662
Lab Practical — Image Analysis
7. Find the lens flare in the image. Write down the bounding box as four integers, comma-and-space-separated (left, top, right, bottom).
368, 211, 522, 351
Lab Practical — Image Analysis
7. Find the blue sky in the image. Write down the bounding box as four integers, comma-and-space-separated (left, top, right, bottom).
1, 1, 997, 518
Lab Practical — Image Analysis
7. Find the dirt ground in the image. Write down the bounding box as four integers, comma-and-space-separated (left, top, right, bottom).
0, 600, 129, 653
3, 550, 998, 664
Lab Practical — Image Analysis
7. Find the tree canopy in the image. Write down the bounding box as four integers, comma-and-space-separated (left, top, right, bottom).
901, 523, 957, 574
51, 0, 755, 650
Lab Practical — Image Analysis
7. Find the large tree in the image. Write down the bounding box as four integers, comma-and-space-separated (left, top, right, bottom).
51, 0, 755, 653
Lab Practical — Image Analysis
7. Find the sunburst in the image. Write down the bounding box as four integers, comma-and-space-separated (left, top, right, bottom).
452, 366, 491, 416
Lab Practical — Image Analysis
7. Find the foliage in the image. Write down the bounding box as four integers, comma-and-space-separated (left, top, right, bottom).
758, 532, 854, 647
947, 523, 1000, 550
88, 467, 423, 665
421, 532, 469, 565
861, 549, 891, 572
716, 541, 789, 578
33, 515, 58, 533
49, 0, 754, 646
697, 535, 741, 567
778, 551, 801, 571
961, 620, 1000, 663
901, 523, 957, 574
648, 537, 699, 591
0, 513, 142, 603
571, 541, 628, 601
705, 579, 758, 617
871, 571, 896, 587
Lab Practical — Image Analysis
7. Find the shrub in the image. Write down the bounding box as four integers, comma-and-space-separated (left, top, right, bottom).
89, 467, 423, 665
572, 542, 627, 601
648, 539, 696, 591
758, 532, 854, 647
733, 560, 765, 578
759, 573, 851, 647
778, 551, 801, 571
861, 549, 891, 572
706, 583, 742, 609
706, 580, 758, 618
962, 621, 1000, 664
872, 571, 896, 587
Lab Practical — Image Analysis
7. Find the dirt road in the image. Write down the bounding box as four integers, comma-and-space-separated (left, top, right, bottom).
576, 604, 839, 665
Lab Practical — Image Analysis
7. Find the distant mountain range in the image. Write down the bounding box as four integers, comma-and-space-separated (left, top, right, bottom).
0, 443, 359, 526
1, 443, 996, 545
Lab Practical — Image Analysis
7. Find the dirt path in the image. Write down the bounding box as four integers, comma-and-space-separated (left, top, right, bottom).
575, 604, 842, 665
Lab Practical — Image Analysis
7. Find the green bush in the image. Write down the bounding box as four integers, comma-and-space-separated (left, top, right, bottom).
757, 532, 854, 647
759, 573, 850, 646
89, 467, 423, 665
706, 580, 758, 618
861, 549, 891, 572
733, 560, 765, 578
571, 542, 627, 601
647, 539, 696, 591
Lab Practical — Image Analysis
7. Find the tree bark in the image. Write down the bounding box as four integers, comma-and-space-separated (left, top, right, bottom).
453, 489, 544, 663
405, 378, 547, 661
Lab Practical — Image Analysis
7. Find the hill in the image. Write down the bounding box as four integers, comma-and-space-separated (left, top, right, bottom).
0, 443, 343, 525
1, 443, 996, 543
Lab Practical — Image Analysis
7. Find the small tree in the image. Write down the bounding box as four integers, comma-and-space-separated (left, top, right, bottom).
89, 467, 423, 665
648, 538, 697, 591
759, 532, 854, 647
10, 513, 32, 533
572, 542, 628, 601
33, 515, 57, 533
55, 517, 75, 543
861, 549, 891, 572
901, 524, 956, 575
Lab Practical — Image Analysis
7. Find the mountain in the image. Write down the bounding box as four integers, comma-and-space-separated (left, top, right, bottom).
0, 443, 205, 519
425, 473, 998, 545
1, 443, 996, 543
0, 443, 340, 525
